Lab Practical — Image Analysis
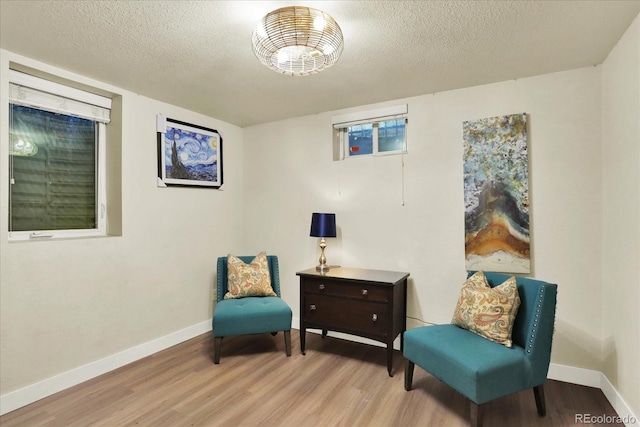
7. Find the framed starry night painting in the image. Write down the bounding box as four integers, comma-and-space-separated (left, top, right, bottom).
157, 117, 223, 188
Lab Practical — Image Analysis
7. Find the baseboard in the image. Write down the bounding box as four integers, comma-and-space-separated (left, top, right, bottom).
547, 362, 602, 388
0, 319, 212, 416
599, 373, 639, 427
2, 319, 637, 426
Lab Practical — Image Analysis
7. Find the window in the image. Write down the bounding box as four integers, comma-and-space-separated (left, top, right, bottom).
332, 104, 408, 160
8, 70, 111, 240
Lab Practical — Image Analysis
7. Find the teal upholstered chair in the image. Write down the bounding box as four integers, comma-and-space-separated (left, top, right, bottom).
403, 272, 557, 427
212, 255, 292, 364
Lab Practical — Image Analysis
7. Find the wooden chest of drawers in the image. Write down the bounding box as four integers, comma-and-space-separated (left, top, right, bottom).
296, 267, 409, 376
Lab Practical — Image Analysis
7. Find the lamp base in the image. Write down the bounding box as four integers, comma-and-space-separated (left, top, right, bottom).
316, 264, 331, 272
315, 238, 330, 272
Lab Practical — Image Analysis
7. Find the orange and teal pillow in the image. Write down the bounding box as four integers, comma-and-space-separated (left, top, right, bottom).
224, 252, 277, 299
452, 271, 521, 347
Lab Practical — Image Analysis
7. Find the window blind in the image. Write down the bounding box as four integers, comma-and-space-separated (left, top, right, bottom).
331, 104, 408, 128
9, 70, 111, 123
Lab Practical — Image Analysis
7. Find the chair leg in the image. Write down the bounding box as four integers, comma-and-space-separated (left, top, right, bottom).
214, 337, 222, 364
470, 401, 484, 427
284, 330, 291, 357
404, 359, 414, 391
271, 332, 278, 336
533, 384, 546, 416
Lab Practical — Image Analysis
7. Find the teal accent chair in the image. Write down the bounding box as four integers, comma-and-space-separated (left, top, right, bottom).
212, 255, 292, 364
403, 272, 557, 427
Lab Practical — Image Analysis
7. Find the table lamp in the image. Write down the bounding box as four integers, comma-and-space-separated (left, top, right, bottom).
310, 213, 337, 272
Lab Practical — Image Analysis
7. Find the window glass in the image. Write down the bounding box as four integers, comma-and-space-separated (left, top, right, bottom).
9, 104, 97, 232
348, 123, 373, 156
378, 119, 406, 153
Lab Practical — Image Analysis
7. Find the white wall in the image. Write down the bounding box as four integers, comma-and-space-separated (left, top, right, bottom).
601, 15, 640, 418
0, 50, 244, 396
243, 66, 605, 372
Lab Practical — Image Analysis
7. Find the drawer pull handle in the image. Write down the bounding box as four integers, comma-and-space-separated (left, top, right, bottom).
362, 289, 368, 296
372, 314, 378, 322
319, 284, 325, 290
310, 304, 316, 311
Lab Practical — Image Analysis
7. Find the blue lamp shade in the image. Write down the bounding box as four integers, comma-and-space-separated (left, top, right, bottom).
310, 213, 336, 238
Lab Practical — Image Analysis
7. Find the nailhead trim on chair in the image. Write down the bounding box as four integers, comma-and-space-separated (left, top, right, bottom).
527, 285, 545, 354
272, 258, 280, 297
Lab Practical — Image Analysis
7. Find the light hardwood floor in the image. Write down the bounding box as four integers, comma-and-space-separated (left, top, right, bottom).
0, 331, 620, 426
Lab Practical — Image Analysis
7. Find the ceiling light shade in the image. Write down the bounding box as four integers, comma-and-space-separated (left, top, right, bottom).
252, 6, 344, 76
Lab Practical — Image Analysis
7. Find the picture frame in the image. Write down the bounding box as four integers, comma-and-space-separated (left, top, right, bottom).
157, 117, 223, 188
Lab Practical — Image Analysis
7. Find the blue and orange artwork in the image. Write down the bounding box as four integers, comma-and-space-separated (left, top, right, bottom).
463, 113, 530, 273
164, 125, 218, 183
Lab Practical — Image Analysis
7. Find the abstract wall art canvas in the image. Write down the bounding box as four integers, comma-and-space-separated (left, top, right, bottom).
157, 117, 223, 188
463, 113, 530, 273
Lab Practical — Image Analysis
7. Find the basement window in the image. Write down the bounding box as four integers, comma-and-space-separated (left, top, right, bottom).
332, 104, 408, 160
8, 69, 112, 241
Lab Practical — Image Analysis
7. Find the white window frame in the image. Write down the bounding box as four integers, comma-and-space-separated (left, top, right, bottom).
8, 70, 111, 242
332, 104, 408, 160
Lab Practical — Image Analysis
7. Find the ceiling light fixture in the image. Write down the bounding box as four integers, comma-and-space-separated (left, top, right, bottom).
252, 6, 344, 76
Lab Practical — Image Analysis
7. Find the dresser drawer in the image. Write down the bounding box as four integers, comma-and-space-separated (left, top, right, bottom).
304, 294, 389, 336
303, 278, 345, 296
341, 282, 389, 302
342, 299, 389, 334
303, 278, 389, 302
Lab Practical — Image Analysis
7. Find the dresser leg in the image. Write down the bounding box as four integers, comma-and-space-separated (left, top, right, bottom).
387, 344, 394, 377
300, 327, 306, 355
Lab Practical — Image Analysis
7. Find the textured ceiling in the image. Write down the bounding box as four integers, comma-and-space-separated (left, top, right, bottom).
1, 1, 638, 127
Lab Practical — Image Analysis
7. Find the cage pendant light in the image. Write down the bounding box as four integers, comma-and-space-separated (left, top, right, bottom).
252, 6, 344, 76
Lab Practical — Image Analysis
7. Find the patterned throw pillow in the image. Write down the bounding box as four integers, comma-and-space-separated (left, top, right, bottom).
451, 271, 521, 347
224, 252, 277, 300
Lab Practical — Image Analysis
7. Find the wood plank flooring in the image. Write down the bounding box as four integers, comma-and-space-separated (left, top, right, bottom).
0, 330, 620, 426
